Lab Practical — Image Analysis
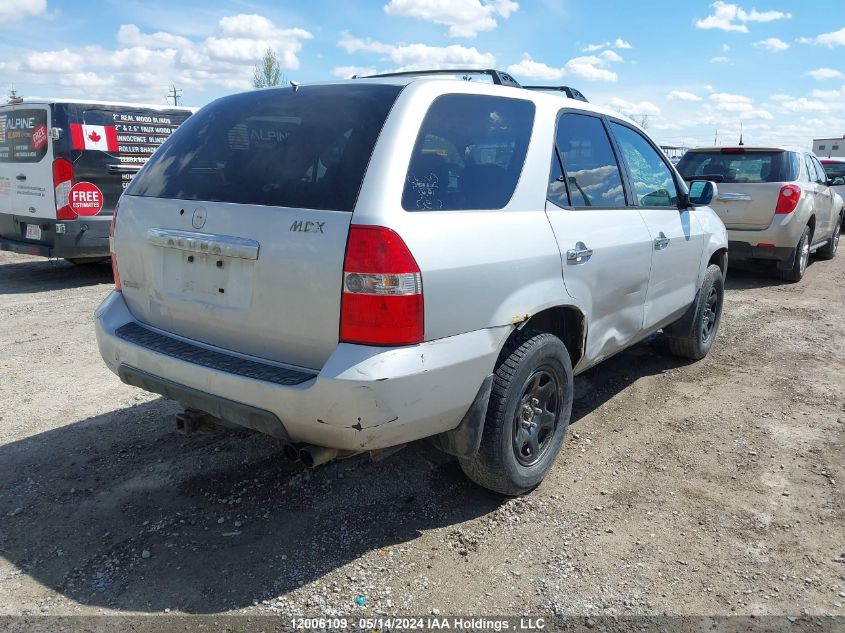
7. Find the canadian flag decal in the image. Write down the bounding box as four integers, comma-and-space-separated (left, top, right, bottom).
70, 123, 118, 152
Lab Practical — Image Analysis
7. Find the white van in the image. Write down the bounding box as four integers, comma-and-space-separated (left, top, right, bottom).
0, 98, 194, 263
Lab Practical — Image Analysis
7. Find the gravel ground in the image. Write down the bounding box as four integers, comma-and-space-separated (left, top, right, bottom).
0, 249, 842, 620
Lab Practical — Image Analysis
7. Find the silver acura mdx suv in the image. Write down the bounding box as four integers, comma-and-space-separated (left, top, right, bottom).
96, 70, 728, 495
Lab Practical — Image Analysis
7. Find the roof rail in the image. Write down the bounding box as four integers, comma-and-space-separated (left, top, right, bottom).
357, 68, 521, 88
523, 85, 588, 102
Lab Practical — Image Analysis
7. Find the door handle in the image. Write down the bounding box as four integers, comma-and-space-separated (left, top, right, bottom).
654, 232, 670, 250
16, 174, 26, 181
566, 242, 593, 262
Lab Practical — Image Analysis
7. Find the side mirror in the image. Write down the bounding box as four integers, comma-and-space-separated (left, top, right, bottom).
831, 176, 845, 187
688, 179, 718, 206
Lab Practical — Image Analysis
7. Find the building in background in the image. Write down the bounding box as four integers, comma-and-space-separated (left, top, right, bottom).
813, 136, 845, 158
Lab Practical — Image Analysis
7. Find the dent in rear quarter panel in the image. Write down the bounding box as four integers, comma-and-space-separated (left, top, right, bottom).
695, 208, 729, 287
351, 82, 572, 343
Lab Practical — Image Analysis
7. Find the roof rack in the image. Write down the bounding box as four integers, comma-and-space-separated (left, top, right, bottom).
522, 85, 588, 102
357, 68, 521, 88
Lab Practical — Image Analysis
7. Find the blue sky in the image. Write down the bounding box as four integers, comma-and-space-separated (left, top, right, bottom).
1, 0, 844, 149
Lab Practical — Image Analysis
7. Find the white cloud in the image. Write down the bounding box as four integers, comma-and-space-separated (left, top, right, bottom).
5, 13, 313, 102
710, 56, 731, 63
606, 97, 661, 117
806, 68, 844, 80
581, 38, 632, 52
332, 65, 377, 79
0, 0, 47, 22
668, 90, 702, 102
23, 49, 85, 73
754, 37, 789, 52
709, 91, 773, 119
117, 24, 191, 49
798, 27, 845, 48
722, 43, 731, 52
599, 49, 623, 63
338, 33, 495, 71
695, 1, 791, 33
383, 0, 518, 38
506, 52, 622, 83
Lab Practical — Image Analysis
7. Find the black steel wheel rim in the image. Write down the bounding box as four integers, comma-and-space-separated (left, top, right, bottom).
512, 366, 562, 467
701, 285, 720, 343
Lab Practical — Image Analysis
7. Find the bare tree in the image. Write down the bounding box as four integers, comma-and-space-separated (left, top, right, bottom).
252, 48, 285, 89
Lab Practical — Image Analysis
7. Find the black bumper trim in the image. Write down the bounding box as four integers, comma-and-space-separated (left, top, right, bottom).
0, 238, 51, 258
728, 240, 795, 269
115, 322, 315, 387
118, 365, 291, 441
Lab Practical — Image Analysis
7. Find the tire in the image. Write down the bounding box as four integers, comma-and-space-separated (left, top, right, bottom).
65, 257, 107, 266
779, 226, 811, 282
816, 216, 841, 260
664, 263, 724, 360
459, 330, 573, 496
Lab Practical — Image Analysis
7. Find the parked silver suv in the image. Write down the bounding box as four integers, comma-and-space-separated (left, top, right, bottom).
95, 70, 728, 495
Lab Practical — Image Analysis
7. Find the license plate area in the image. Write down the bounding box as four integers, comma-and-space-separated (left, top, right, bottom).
25, 224, 42, 240
160, 249, 254, 309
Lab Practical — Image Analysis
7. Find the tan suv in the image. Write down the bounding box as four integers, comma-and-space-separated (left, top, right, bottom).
677, 147, 843, 281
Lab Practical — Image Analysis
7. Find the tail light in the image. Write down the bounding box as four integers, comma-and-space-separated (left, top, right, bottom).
340, 225, 423, 346
52, 158, 76, 220
776, 184, 802, 214
110, 201, 121, 290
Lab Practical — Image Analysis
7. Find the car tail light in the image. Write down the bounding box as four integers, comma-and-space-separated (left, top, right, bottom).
721, 147, 745, 154
110, 201, 121, 290
52, 158, 76, 220
340, 225, 423, 346
775, 184, 802, 214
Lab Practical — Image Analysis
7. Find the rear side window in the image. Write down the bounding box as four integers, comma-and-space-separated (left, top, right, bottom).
555, 113, 626, 207
402, 94, 534, 211
0, 108, 49, 163
610, 122, 678, 207
677, 151, 790, 183
128, 85, 402, 211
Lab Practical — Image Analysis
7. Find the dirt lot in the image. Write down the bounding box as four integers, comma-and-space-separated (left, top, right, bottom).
0, 249, 842, 620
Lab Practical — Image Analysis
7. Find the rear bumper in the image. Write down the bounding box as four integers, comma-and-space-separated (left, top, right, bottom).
95, 291, 508, 452
728, 240, 795, 270
0, 214, 110, 259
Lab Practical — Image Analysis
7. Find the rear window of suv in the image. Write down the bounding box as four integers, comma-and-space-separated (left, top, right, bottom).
127, 84, 402, 212
676, 150, 798, 183
402, 94, 535, 211
0, 108, 49, 163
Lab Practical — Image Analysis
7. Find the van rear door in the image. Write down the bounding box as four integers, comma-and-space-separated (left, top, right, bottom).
65, 104, 193, 217
0, 105, 54, 220
114, 84, 402, 370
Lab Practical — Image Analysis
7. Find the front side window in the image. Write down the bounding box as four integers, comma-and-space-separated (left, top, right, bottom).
0, 108, 49, 163
402, 94, 535, 211
610, 122, 678, 207
555, 113, 625, 207
128, 84, 402, 211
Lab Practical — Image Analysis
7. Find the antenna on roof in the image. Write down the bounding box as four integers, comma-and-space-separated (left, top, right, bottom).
738, 121, 744, 146
714, 129, 718, 145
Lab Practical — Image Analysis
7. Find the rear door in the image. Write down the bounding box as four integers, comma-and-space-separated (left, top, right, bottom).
808, 154, 834, 239
0, 105, 54, 219
608, 120, 704, 330
66, 104, 193, 217
676, 149, 794, 229
115, 84, 402, 370
544, 111, 653, 364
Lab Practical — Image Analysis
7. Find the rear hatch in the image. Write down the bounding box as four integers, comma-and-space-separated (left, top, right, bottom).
116, 84, 402, 370
677, 148, 798, 229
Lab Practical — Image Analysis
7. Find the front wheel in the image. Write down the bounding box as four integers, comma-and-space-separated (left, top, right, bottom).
459, 331, 573, 496
664, 263, 724, 360
779, 227, 811, 282
816, 216, 841, 260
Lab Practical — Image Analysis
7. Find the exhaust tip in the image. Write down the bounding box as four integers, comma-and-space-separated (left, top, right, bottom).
282, 444, 301, 462
299, 449, 315, 468
299, 445, 339, 469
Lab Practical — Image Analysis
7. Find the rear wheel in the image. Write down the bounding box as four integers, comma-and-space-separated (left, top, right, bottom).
459, 331, 573, 496
816, 216, 841, 260
664, 263, 724, 360
779, 226, 811, 282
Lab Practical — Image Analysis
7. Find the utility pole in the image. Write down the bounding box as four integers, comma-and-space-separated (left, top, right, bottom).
166, 84, 182, 106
